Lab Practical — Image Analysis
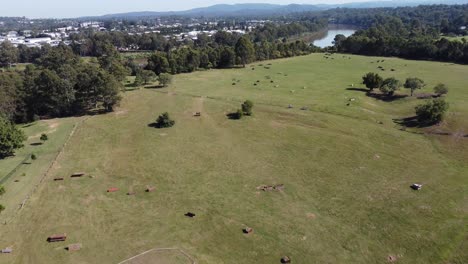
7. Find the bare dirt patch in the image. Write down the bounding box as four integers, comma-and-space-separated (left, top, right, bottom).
387, 255, 398, 262
306, 213, 316, 219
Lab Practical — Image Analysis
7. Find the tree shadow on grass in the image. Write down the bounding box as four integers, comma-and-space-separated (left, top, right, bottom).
226, 112, 241, 120
367, 93, 408, 102
393, 116, 436, 129
345, 88, 408, 102
144, 85, 165, 89
30, 142, 43, 146
346, 87, 368, 92
147, 122, 160, 128
393, 116, 420, 128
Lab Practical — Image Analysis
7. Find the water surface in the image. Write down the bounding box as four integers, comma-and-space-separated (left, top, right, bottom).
313, 27, 357, 48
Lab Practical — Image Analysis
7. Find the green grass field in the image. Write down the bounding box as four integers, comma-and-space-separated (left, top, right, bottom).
0, 53, 467, 264
441, 36, 468, 42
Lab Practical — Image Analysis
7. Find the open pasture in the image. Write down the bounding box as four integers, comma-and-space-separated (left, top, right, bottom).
0, 53, 467, 264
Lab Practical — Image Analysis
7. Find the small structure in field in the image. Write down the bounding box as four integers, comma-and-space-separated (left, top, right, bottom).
1, 248, 13, 254
194, 112, 201, 117
256, 184, 284, 192
281, 256, 291, 263
274, 184, 285, 191
54, 177, 64, 181
107, 188, 119, 193
67, 243, 81, 252
410, 184, 422, 190
71, 172, 85, 178
300, 107, 308, 111
47, 234, 67, 242
185, 212, 196, 218
127, 191, 136, 196
243, 227, 253, 234
146, 186, 156, 192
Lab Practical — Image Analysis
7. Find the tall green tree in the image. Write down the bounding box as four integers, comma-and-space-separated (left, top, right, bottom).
0, 41, 18, 68
235, 36, 255, 67
0, 116, 26, 158
362, 72, 383, 91
147, 53, 170, 75
404, 77, 425, 96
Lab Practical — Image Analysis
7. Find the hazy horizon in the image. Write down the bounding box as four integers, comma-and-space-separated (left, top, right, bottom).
0, 0, 401, 19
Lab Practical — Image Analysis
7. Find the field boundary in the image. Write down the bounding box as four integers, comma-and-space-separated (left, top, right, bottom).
0, 155, 30, 185
4, 116, 91, 224
117, 247, 197, 264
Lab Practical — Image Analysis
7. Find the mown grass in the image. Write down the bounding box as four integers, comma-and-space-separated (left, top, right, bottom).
0, 118, 78, 219
0, 53, 467, 264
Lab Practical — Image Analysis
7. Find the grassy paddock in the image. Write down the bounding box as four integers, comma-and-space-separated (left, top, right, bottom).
0, 53, 467, 264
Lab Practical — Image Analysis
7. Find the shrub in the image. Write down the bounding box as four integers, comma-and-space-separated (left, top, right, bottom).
158, 73, 172, 87
241, 100, 254, 116
155, 112, 175, 128
434, 83, 449, 96
40, 133, 48, 142
0, 204, 4, 214
415, 98, 449, 125
0, 185, 5, 196
31, 153, 37, 160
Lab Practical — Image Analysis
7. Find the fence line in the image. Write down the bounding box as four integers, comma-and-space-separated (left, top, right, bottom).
3, 116, 91, 224
0, 155, 30, 185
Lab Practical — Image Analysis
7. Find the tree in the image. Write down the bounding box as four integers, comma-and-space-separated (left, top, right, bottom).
0, 185, 5, 196
333, 34, 347, 50
40, 133, 48, 142
362, 72, 383, 91
219, 47, 236, 68
415, 98, 449, 125
31, 153, 37, 160
158, 73, 172, 87
404, 77, 425, 96
0, 116, 26, 158
241, 100, 254, 116
147, 53, 170, 75
379, 77, 401, 96
155, 112, 175, 128
434, 83, 448, 96
137, 70, 157, 85
235, 36, 255, 67
0, 40, 19, 68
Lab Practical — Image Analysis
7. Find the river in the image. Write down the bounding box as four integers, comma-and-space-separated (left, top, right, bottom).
312, 26, 357, 48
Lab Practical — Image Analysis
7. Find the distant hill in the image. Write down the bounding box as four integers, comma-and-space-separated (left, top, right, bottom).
96, 1, 468, 19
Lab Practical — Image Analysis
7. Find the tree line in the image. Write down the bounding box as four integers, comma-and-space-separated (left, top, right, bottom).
326, 5, 468, 63
0, 43, 123, 123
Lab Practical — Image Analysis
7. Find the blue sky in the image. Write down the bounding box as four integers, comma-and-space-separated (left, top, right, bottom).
1, 0, 383, 18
